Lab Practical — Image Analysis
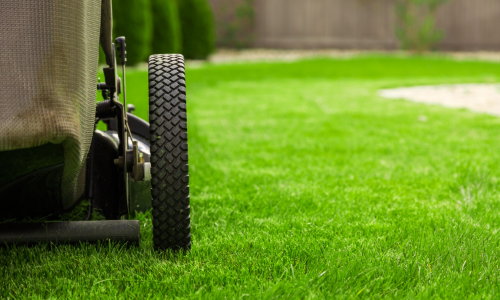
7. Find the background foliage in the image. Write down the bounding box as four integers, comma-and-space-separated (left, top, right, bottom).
178, 0, 216, 59
151, 0, 183, 55
216, 0, 255, 49
101, 0, 214, 65
112, 0, 153, 65
395, 0, 449, 52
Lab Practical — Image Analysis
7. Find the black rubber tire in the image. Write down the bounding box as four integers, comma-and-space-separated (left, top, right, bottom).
148, 54, 191, 251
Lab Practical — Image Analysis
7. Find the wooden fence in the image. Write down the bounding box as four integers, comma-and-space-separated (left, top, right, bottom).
208, 0, 500, 51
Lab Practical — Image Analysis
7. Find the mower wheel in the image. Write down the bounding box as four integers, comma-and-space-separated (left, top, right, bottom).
148, 54, 191, 250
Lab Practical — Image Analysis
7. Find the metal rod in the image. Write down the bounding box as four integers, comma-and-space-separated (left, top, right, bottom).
121, 64, 133, 216
0, 221, 140, 246
122, 64, 127, 108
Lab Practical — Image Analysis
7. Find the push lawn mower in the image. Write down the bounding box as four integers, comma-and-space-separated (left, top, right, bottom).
0, 0, 190, 250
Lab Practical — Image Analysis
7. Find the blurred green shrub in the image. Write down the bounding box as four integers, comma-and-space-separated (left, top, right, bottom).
151, 0, 182, 54
112, 0, 153, 65
178, 0, 215, 59
217, 0, 254, 49
395, 0, 448, 52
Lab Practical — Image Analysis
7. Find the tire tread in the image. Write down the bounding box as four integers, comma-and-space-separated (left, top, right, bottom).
148, 54, 190, 251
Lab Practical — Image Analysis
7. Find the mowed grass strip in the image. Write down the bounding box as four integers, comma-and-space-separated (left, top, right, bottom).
3, 56, 500, 299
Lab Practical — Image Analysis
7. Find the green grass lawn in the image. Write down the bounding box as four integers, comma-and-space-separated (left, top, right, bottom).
4, 55, 500, 299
